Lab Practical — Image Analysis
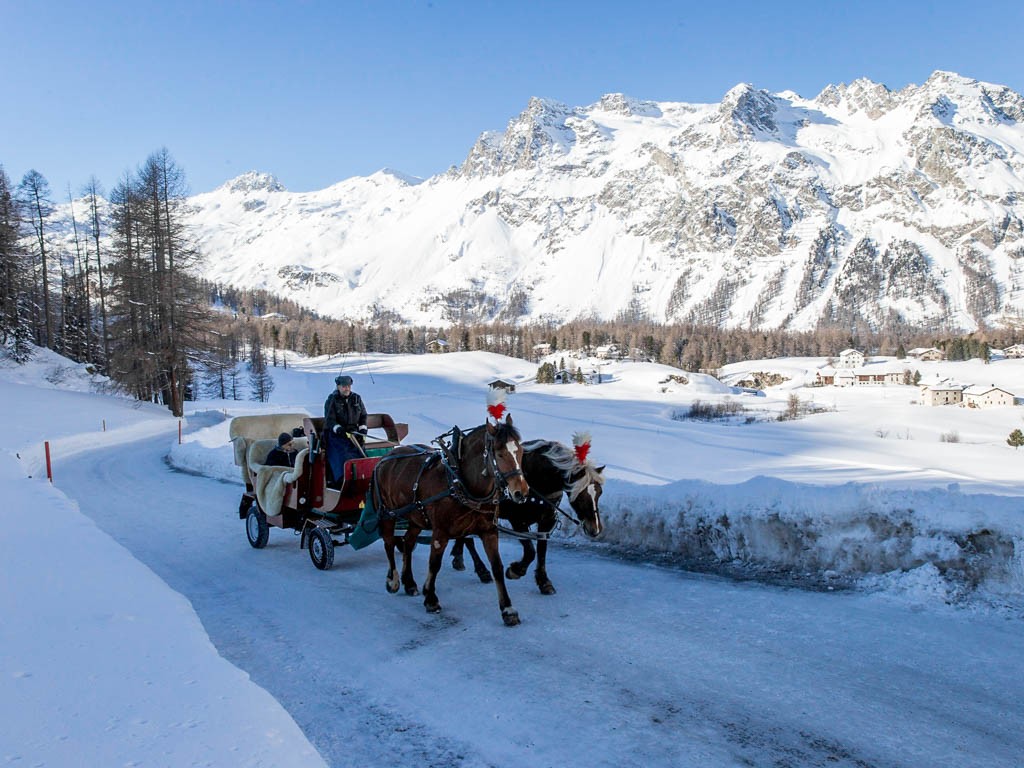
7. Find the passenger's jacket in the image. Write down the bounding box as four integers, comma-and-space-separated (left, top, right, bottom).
264, 447, 296, 468
324, 390, 368, 435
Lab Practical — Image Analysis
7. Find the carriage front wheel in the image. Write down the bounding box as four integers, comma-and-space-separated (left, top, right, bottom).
309, 527, 335, 571
246, 508, 269, 549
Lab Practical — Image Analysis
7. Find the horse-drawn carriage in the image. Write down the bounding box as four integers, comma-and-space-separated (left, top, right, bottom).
229, 391, 605, 626
230, 412, 408, 570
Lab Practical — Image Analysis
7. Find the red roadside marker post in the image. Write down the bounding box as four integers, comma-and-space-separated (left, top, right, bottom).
44, 441, 53, 483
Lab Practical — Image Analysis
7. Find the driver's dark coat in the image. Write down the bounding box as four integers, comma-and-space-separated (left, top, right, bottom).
324, 390, 367, 434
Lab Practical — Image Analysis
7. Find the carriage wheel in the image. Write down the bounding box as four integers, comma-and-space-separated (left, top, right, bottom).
309, 527, 335, 571
246, 508, 270, 549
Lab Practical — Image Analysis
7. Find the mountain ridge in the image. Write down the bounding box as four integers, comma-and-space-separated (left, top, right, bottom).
67, 71, 1024, 331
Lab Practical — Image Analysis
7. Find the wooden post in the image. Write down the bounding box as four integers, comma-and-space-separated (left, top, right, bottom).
102, 419, 106, 432
44, 441, 53, 483
178, 419, 182, 445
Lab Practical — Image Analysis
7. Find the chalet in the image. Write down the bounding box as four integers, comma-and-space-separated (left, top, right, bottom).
533, 343, 552, 357
921, 382, 965, 406
488, 379, 517, 393
962, 385, 1016, 408
907, 347, 944, 361
834, 369, 856, 387
594, 343, 623, 359
426, 339, 449, 353
837, 349, 865, 369
553, 369, 574, 384
259, 312, 289, 322
1004, 344, 1024, 359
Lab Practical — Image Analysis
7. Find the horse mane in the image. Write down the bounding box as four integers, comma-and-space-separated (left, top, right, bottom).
523, 439, 605, 502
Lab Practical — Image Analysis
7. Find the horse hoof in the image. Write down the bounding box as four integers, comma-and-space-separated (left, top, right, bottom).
505, 566, 523, 580
476, 569, 493, 584
425, 602, 442, 614
405, 585, 420, 597
452, 556, 465, 571
386, 581, 400, 594
502, 608, 520, 627
539, 583, 557, 595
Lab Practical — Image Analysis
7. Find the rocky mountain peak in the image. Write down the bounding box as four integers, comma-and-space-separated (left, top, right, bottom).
814, 78, 895, 119
592, 93, 662, 117
222, 171, 286, 194
717, 83, 778, 137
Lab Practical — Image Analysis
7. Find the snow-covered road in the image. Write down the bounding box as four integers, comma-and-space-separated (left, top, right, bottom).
59, 432, 1024, 768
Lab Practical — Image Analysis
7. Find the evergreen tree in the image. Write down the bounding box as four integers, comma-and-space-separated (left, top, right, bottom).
105, 150, 209, 415
248, 336, 274, 402
0, 166, 30, 355
1008, 429, 1024, 450
16, 170, 55, 348
85, 177, 111, 371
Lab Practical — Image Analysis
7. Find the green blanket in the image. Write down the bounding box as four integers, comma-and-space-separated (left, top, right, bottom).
348, 491, 381, 550
347, 490, 432, 550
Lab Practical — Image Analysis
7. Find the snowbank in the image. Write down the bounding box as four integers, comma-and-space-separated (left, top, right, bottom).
600, 477, 1024, 602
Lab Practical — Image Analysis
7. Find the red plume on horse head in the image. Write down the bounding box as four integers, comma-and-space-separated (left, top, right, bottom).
487, 387, 508, 424
572, 431, 592, 465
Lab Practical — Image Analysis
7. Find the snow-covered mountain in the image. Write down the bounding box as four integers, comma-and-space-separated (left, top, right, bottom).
184, 72, 1024, 329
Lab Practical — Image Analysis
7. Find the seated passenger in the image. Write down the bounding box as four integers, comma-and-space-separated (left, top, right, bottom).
265, 432, 298, 468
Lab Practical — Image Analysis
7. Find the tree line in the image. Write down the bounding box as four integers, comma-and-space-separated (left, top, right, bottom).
1, 151, 208, 416
4, 152, 1023, 415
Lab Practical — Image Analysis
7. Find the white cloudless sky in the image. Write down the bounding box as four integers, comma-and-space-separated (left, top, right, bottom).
5, 0, 1024, 195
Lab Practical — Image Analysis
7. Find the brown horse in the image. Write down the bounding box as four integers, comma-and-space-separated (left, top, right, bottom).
372, 416, 530, 626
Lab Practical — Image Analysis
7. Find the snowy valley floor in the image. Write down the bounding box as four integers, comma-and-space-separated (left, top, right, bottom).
4, 347, 1024, 766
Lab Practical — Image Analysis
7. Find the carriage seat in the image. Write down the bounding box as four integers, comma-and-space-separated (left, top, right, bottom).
229, 412, 308, 485
246, 438, 308, 518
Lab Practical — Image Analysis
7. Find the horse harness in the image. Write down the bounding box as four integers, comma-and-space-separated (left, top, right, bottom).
372, 426, 524, 524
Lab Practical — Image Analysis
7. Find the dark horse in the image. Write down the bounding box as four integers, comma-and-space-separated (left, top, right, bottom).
451, 436, 605, 594
372, 417, 530, 626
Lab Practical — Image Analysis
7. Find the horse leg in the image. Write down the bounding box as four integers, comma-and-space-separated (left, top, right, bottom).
506, 530, 535, 580
450, 538, 466, 571
460, 537, 491, 584
422, 533, 449, 614
534, 523, 556, 595
400, 528, 420, 596
380, 519, 401, 594
481, 531, 519, 626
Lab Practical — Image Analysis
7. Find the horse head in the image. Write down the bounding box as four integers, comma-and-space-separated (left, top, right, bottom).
484, 415, 529, 504
566, 462, 605, 538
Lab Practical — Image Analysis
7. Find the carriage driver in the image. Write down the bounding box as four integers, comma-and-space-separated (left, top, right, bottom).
324, 374, 368, 488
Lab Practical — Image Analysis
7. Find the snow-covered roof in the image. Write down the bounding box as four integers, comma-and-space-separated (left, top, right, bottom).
963, 385, 1014, 396
923, 382, 966, 392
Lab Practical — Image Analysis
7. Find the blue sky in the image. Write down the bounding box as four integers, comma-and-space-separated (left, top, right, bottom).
4, 0, 1023, 196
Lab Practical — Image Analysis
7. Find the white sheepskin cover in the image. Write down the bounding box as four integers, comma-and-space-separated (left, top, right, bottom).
246, 439, 308, 518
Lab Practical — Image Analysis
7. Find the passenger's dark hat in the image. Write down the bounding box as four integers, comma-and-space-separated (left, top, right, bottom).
335, 374, 353, 386
277, 432, 293, 447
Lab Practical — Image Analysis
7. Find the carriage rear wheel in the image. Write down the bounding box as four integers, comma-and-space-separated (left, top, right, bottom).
246, 508, 270, 549
309, 527, 335, 570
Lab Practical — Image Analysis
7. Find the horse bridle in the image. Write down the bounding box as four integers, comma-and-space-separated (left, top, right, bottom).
481, 430, 526, 501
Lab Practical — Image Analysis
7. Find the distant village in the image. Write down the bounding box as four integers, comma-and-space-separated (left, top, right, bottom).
814, 347, 1022, 407
481, 341, 1024, 409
